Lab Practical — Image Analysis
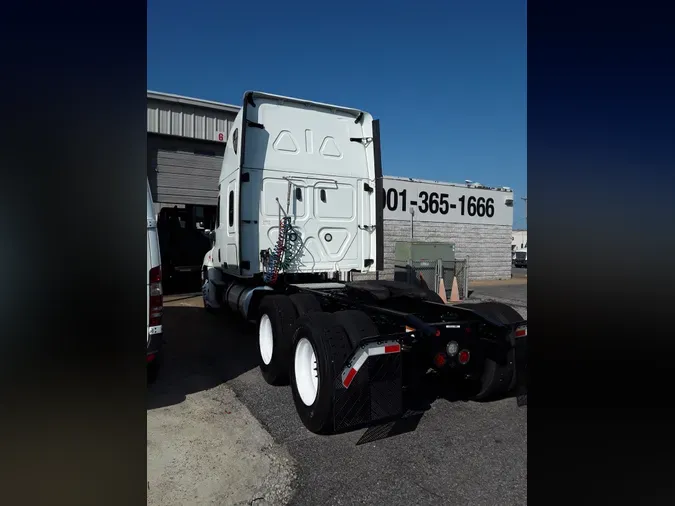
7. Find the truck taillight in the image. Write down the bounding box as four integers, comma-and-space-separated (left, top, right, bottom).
149, 266, 163, 327
515, 326, 527, 338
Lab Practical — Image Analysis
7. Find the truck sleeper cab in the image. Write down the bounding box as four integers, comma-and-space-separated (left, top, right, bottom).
204, 91, 381, 280
202, 92, 527, 435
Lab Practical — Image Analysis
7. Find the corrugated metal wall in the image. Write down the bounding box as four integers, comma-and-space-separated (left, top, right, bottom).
147, 135, 224, 206
147, 98, 235, 142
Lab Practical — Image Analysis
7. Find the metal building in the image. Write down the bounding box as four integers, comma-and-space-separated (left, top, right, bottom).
147, 92, 515, 281
147, 91, 240, 218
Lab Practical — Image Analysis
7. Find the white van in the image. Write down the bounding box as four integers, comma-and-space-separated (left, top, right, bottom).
147, 180, 164, 381
513, 247, 527, 268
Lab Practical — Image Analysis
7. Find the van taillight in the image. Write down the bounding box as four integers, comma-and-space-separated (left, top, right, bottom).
149, 266, 163, 327
150, 265, 162, 283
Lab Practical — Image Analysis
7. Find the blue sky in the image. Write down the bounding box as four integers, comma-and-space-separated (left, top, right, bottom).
148, 0, 527, 228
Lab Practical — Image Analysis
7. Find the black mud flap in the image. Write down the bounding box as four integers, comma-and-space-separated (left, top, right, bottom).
513, 333, 528, 407
332, 352, 404, 432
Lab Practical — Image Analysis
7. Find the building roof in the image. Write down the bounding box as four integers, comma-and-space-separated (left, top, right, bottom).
147, 90, 241, 114
384, 175, 514, 193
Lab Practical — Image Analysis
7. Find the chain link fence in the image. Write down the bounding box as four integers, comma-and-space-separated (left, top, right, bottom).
443, 258, 469, 300
392, 258, 469, 301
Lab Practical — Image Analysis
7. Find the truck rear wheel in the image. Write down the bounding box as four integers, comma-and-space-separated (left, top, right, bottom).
290, 312, 353, 434
458, 301, 523, 325
463, 302, 523, 401
333, 310, 379, 349
257, 295, 298, 386
289, 293, 323, 315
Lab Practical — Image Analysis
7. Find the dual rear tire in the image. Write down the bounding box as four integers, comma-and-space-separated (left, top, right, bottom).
257, 293, 324, 385
290, 311, 377, 434
290, 312, 354, 434
256, 293, 377, 434
257, 295, 302, 385
461, 302, 524, 401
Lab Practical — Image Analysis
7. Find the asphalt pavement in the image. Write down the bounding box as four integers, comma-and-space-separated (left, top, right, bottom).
149, 293, 528, 506
511, 266, 527, 279
467, 268, 527, 316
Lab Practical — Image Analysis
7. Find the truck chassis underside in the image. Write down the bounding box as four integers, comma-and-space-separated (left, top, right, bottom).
275, 279, 528, 433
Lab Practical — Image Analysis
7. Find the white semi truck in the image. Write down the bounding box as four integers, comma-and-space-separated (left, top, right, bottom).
202, 91, 527, 435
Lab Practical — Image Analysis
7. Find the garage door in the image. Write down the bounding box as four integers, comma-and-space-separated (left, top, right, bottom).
148, 134, 225, 206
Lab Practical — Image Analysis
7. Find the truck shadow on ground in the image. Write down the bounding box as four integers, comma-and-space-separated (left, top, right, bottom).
147, 303, 259, 411
352, 377, 522, 444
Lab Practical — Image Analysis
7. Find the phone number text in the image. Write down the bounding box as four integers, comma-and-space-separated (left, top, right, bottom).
382, 188, 495, 218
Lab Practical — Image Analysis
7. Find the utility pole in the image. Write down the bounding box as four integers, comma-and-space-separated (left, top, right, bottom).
521, 196, 527, 227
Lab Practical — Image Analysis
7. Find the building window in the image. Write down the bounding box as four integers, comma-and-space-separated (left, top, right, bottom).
233, 128, 239, 154
228, 190, 234, 227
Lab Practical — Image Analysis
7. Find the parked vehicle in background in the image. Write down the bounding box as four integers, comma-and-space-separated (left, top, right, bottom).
147, 180, 164, 382
157, 205, 212, 290
513, 247, 527, 268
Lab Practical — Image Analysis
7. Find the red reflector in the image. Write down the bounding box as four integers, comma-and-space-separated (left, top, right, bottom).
384, 344, 400, 354
435, 329, 441, 337
458, 350, 470, 364
515, 327, 527, 337
434, 353, 446, 367
343, 368, 357, 388
465, 327, 472, 334
150, 293, 163, 327
147, 353, 156, 363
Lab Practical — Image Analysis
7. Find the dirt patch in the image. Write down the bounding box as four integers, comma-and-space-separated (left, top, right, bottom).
148, 295, 297, 505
